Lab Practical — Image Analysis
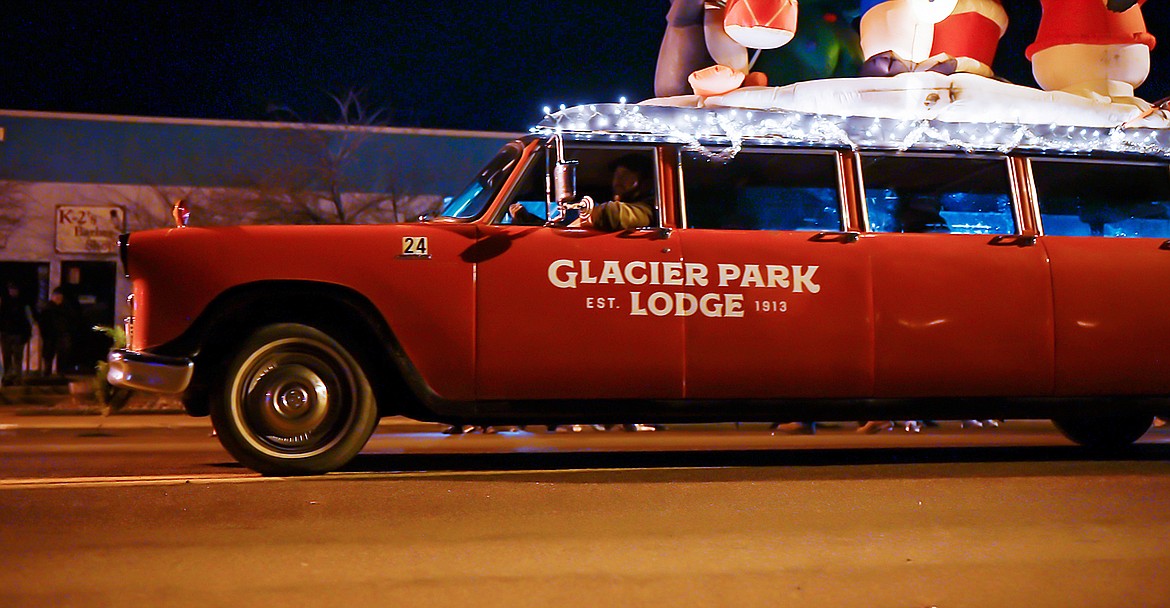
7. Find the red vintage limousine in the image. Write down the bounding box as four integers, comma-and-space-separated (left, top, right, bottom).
109, 103, 1170, 475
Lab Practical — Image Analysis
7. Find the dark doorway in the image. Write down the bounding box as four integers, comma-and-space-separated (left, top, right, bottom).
60, 261, 117, 374
0, 262, 50, 306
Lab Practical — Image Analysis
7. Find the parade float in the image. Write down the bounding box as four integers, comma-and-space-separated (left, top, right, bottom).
543, 0, 1169, 158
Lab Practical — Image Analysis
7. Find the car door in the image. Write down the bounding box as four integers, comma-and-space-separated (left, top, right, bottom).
1030, 157, 1170, 396
474, 144, 685, 400
677, 148, 874, 399
857, 153, 1054, 398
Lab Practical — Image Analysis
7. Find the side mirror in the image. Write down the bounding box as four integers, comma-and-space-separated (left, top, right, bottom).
546, 134, 578, 223
552, 160, 578, 204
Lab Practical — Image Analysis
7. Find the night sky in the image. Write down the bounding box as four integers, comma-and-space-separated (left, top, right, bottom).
2, 1, 1169, 132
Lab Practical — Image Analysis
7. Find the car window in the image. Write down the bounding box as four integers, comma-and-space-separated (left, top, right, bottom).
861, 155, 1016, 235
1031, 159, 1170, 238
494, 146, 659, 227
494, 150, 549, 225
439, 143, 522, 219
681, 149, 842, 231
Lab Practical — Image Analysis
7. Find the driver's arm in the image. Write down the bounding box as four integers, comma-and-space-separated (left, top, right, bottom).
589, 199, 654, 231
509, 203, 547, 226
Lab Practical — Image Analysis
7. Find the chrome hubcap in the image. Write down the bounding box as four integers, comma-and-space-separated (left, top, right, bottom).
277, 385, 310, 414
234, 339, 355, 455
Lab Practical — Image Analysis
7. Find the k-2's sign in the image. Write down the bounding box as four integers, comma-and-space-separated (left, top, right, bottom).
56, 206, 125, 254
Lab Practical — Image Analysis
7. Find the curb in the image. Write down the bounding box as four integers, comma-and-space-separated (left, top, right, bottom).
0, 403, 185, 417
0, 412, 445, 432
4, 406, 185, 417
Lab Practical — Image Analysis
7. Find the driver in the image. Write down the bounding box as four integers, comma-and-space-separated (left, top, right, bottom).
509, 153, 657, 231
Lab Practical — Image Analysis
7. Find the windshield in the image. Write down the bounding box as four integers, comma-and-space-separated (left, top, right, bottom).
438, 142, 523, 219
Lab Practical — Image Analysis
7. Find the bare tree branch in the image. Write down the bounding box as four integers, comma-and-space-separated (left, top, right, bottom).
237, 89, 423, 225
80, 89, 437, 228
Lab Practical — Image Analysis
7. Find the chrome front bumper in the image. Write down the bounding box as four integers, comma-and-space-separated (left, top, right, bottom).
107, 349, 194, 394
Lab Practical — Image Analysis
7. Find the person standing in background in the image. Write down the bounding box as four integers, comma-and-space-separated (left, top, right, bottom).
1, 283, 34, 385
37, 287, 79, 377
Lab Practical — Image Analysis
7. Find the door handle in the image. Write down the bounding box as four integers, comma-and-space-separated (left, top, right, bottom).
1160, 239, 1170, 251
810, 231, 860, 243
989, 235, 1037, 247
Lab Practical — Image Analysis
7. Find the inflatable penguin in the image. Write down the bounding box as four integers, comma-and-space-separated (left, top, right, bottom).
655, 0, 799, 98
858, 0, 1007, 77
1027, 0, 1156, 103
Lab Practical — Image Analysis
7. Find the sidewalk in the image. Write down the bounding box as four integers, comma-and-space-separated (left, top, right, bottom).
0, 383, 185, 417
0, 373, 190, 426
2, 379, 1162, 435
0, 406, 446, 431
0, 380, 446, 431
0, 407, 1076, 435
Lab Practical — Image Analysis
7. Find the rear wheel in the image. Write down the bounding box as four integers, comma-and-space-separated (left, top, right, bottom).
210, 323, 378, 475
1051, 414, 1153, 450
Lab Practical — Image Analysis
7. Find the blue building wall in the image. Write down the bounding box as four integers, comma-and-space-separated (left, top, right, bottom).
0, 110, 518, 195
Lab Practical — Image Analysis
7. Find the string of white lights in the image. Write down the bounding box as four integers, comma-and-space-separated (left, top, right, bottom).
532, 102, 1170, 159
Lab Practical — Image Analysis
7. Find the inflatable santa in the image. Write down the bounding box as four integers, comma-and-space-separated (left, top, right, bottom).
858, 0, 1007, 77
655, 0, 799, 98
1027, 0, 1156, 102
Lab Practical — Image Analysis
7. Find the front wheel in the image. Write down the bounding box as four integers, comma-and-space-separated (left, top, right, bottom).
210, 324, 378, 475
1051, 414, 1153, 450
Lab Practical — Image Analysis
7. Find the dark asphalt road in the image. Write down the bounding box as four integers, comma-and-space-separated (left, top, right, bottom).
2, 417, 1169, 607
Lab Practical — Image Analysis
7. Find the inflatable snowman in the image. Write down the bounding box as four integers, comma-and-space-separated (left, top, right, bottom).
1027, 0, 1156, 104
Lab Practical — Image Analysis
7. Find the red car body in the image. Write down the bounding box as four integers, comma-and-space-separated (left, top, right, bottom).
109, 103, 1170, 473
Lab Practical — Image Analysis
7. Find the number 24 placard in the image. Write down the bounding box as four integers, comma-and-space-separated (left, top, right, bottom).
401, 236, 429, 257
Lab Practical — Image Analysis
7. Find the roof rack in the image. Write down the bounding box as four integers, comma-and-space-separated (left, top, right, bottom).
533, 102, 1170, 158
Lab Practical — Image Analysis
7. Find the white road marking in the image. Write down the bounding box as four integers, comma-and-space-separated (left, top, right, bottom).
0, 443, 221, 455
0, 473, 272, 489
0, 466, 720, 490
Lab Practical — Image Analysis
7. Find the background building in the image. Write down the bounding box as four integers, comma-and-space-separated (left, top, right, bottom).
0, 109, 514, 375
